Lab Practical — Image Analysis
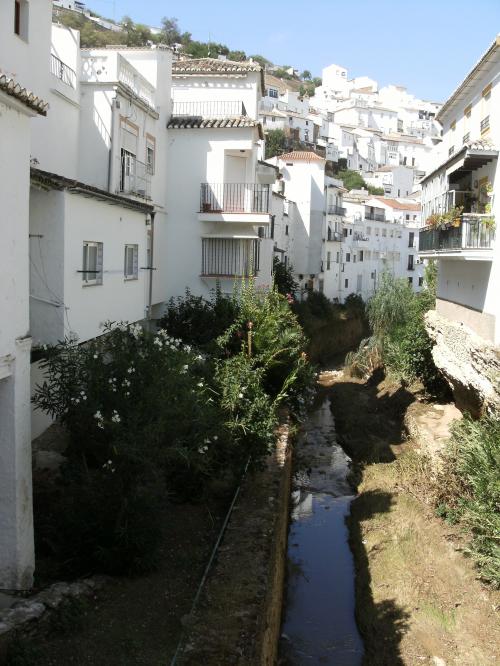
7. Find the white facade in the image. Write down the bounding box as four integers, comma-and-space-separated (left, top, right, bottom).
0, 0, 53, 590
166, 58, 274, 298
419, 36, 500, 345
365, 165, 416, 197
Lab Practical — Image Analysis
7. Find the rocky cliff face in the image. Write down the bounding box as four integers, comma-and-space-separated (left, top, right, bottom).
425, 310, 500, 417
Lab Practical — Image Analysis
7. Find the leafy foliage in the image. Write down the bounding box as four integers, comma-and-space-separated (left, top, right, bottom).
436, 415, 500, 586
265, 129, 287, 159
272, 256, 298, 296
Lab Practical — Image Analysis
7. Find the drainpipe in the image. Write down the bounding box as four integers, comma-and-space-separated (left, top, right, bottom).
107, 92, 117, 193
148, 211, 156, 323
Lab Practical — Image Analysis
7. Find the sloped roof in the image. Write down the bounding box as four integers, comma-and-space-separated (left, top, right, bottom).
167, 115, 264, 139
264, 73, 302, 95
0, 75, 48, 115
374, 197, 421, 211
173, 57, 265, 91
278, 150, 326, 163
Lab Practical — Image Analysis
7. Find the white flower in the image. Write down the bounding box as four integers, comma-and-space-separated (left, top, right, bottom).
93, 354, 98, 359
238, 393, 244, 399
111, 411, 121, 423
204, 438, 210, 444
125, 391, 130, 396
80, 391, 85, 396
183, 365, 189, 370
197, 382, 204, 388
83, 395, 87, 401
184, 345, 191, 353
213, 435, 218, 441
75, 398, 80, 404
94, 411, 102, 419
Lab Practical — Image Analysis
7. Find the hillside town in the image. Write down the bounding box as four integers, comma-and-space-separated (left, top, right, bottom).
1, 1, 499, 664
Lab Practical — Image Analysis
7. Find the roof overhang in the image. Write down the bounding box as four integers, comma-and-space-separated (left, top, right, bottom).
421, 145, 498, 184
437, 35, 500, 122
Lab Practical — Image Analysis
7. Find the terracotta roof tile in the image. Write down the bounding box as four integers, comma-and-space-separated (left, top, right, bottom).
278, 150, 326, 163
167, 115, 264, 138
0, 75, 48, 115
374, 197, 421, 211
173, 57, 262, 74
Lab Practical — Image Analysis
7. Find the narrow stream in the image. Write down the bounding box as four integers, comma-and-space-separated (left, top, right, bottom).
279, 394, 364, 665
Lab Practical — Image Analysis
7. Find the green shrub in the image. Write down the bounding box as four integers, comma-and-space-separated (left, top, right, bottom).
438, 415, 500, 586
272, 256, 298, 296
159, 286, 238, 351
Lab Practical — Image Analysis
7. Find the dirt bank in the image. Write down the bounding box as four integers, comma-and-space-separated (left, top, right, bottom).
329, 370, 500, 666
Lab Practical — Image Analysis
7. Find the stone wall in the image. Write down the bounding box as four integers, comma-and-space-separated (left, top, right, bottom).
178, 425, 292, 665
425, 309, 500, 417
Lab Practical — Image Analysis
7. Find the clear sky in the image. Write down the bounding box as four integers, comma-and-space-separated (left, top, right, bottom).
88, 0, 500, 102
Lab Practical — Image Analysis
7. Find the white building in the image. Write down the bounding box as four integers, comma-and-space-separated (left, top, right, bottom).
365, 165, 416, 197
419, 36, 500, 349
270, 151, 327, 293
166, 58, 275, 297
0, 0, 50, 590
321, 190, 423, 302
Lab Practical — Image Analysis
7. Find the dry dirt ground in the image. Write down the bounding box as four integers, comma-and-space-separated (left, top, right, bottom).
328, 370, 500, 666
1, 501, 225, 666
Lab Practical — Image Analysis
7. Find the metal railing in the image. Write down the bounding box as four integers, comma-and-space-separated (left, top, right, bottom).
365, 212, 385, 222
463, 132, 470, 144
50, 54, 76, 89
327, 204, 346, 216
201, 238, 260, 277
200, 183, 271, 214
171, 100, 247, 118
419, 214, 495, 252
326, 229, 343, 242
480, 116, 490, 133
118, 54, 155, 109
119, 153, 151, 199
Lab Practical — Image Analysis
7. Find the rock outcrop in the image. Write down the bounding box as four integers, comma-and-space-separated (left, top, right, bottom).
425, 309, 500, 416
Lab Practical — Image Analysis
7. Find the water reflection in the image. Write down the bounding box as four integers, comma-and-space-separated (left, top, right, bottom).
279, 397, 364, 665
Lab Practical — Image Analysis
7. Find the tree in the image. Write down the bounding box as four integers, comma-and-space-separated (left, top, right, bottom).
228, 50, 247, 62
312, 77, 322, 87
265, 129, 287, 159
368, 185, 385, 195
249, 54, 273, 69
160, 17, 181, 45
301, 70, 312, 80
273, 257, 298, 296
337, 169, 367, 191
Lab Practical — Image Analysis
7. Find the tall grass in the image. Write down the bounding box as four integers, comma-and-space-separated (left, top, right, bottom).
437, 415, 500, 586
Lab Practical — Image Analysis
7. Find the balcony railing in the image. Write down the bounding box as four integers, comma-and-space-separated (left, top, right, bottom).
117, 54, 156, 109
50, 54, 76, 89
201, 238, 260, 277
480, 116, 490, 134
119, 154, 151, 199
419, 215, 495, 253
200, 183, 271, 214
171, 100, 247, 118
327, 204, 346, 216
327, 229, 343, 242
365, 212, 385, 222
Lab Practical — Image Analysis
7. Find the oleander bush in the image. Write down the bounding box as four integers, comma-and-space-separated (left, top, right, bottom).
34, 282, 315, 576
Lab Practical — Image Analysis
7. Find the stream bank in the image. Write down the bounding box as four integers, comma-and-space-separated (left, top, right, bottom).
329, 369, 500, 666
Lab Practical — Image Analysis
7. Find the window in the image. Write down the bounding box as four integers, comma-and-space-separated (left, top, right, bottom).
405, 214, 410, 221
375, 228, 379, 236
343, 228, 348, 237
408, 232, 415, 248
366, 226, 371, 235
82, 242, 103, 285
481, 85, 491, 135
408, 277, 413, 285
336, 252, 340, 263
407, 254, 414, 270
344, 278, 349, 288
285, 225, 289, 236
268, 88, 279, 98
418, 277, 424, 287
124, 244, 139, 280
146, 136, 155, 175
346, 253, 351, 262
353, 254, 357, 263
448, 145, 455, 156
14, 0, 28, 40
327, 252, 331, 270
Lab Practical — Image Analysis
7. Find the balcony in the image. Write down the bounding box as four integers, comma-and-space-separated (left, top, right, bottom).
201, 237, 260, 278
50, 54, 76, 89
199, 183, 271, 224
480, 116, 490, 134
419, 214, 495, 259
326, 229, 343, 242
327, 204, 346, 216
365, 212, 386, 222
171, 100, 247, 118
119, 154, 151, 199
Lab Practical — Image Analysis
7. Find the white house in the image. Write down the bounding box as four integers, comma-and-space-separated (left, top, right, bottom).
0, 0, 50, 591
271, 151, 327, 294
166, 58, 275, 297
419, 37, 500, 352
364, 165, 416, 197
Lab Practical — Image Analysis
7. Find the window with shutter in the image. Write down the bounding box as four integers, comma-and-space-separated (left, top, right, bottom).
82, 241, 103, 286
124, 244, 139, 280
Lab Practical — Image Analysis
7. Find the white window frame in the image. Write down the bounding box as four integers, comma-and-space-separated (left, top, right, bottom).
82, 241, 103, 286
124, 244, 139, 280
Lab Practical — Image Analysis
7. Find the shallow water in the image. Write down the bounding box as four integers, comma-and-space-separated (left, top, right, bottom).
279, 397, 364, 665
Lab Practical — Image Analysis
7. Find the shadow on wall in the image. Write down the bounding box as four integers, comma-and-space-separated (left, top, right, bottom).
347, 489, 410, 666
